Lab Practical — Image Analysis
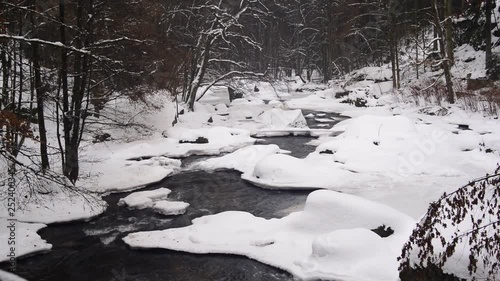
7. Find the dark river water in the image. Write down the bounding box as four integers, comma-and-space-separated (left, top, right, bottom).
10, 170, 310, 281
2, 110, 347, 281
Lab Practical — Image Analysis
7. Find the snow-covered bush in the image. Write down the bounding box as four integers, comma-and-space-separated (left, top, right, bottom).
399, 166, 500, 280
406, 78, 500, 116
407, 78, 450, 106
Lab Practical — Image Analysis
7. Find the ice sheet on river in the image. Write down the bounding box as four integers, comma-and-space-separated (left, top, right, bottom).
123, 190, 416, 281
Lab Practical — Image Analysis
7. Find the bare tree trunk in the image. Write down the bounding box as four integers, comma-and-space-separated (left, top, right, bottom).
30, 0, 50, 171
63, 0, 93, 183
432, 0, 455, 104
445, 0, 454, 65
485, 0, 493, 71
14, 15, 24, 157
388, 1, 400, 89
188, 38, 211, 110
322, 43, 331, 83
59, 0, 69, 167
433, 26, 438, 52
415, 0, 419, 79
395, 37, 400, 89
1, 42, 10, 109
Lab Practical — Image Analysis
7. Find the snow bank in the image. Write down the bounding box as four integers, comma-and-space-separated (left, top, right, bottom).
165, 126, 252, 145
0, 174, 107, 224
242, 153, 369, 190
85, 155, 182, 193
0, 220, 52, 262
0, 270, 28, 281
243, 114, 499, 218
191, 145, 282, 174
13, 192, 107, 225
320, 114, 494, 177
83, 126, 255, 193
123, 190, 416, 281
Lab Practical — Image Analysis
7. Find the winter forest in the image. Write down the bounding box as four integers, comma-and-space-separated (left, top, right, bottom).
0, 0, 500, 280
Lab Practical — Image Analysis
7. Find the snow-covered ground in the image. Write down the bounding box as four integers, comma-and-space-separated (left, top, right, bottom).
0, 270, 28, 281
2, 44, 500, 280
0, 220, 52, 263
124, 190, 416, 281
122, 74, 500, 281
243, 112, 499, 217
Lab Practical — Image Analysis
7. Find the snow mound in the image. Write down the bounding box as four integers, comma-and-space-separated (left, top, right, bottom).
91, 156, 181, 193
123, 190, 416, 281
299, 229, 394, 281
0, 220, 52, 262
214, 103, 228, 113
118, 188, 172, 209
242, 153, 371, 190
257, 108, 308, 129
192, 144, 282, 174
152, 201, 190, 216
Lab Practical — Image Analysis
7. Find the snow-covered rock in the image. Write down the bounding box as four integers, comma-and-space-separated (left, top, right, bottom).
118, 188, 172, 209
242, 153, 375, 190
118, 188, 190, 216
257, 108, 307, 129
214, 103, 228, 113
268, 100, 282, 107
192, 145, 282, 174
123, 190, 416, 281
152, 201, 190, 216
